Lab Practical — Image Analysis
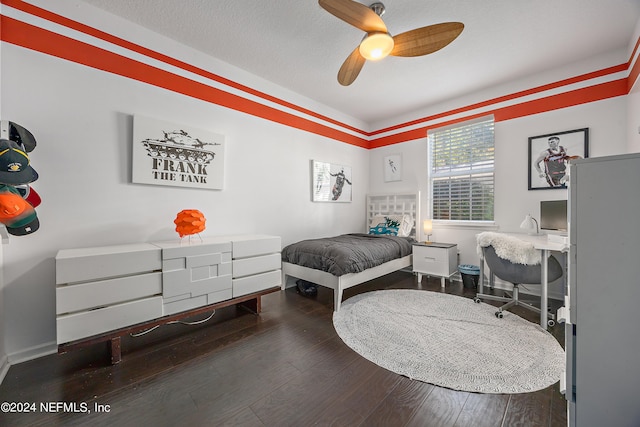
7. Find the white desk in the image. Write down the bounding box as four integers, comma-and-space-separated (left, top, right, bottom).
478, 233, 568, 329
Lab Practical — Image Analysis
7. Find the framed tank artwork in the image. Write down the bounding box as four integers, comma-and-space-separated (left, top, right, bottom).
132, 115, 225, 190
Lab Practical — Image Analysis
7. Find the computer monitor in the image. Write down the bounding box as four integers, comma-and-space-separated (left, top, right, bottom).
540, 200, 567, 232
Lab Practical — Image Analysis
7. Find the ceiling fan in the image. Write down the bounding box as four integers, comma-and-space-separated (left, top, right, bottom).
318, 0, 464, 86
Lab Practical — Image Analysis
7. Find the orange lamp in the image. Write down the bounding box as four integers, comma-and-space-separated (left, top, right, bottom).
174, 209, 206, 238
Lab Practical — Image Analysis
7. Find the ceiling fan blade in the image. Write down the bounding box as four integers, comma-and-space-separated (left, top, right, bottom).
319, 0, 387, 33
337, 47, 366, 86
390, 22, 464, 57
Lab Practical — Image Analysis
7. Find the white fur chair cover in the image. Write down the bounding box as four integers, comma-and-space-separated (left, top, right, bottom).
476, 232, 541, 265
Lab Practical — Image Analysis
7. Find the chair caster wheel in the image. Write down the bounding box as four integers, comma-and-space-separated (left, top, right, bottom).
547, 319, 555, 327
473, 297, 481, 303
495, 311, 504, 318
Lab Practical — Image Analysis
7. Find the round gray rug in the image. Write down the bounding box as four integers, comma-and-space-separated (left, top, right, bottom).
332, 289, 565, 394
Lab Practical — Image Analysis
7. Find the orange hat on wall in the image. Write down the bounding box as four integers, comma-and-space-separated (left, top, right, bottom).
0, 186, 39, 235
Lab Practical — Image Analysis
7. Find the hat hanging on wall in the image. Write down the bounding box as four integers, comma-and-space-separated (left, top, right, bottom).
0, 186, 39, 235
0, 121, 37, 152
174, 209, 206, 238
0, 139, 39, 185
15, 184, 42, 208
0, 121, 41, 238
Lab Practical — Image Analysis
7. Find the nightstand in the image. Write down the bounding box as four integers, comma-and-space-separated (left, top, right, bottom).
412, 242, 458, 288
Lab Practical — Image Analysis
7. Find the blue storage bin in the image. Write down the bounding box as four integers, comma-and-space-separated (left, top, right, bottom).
458, 264, 480, 288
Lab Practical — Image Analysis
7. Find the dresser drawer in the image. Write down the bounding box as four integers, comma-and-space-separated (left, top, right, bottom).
161, 244, 233, 298
163, 294, 208, 316
56, 272, 162, 315
56, 243, 161, 284
232, 235, 281, 258
233, 253, 281, 278
233, 269, 281, 297
57, 296, 163, 344
163, 271, 232, 299
162, 287, 234, 316
158, 240, 231, 260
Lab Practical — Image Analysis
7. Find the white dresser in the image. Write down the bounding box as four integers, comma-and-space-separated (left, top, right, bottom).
55, 234, 281, 362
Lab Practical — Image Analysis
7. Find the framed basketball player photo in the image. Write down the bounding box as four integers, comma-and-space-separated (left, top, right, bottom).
311, 160, 352, 202
528, 128, 589, 190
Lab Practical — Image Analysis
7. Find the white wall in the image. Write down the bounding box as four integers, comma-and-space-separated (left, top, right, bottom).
371, 91, 629, 299
493, 98, 627, 298
495, 98, 627, 227
0, 40, 370, 361
629, 89, 640, 152
369, 138, 427, 210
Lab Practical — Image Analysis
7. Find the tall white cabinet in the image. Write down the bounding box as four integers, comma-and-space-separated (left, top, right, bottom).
566, 153, 640, 427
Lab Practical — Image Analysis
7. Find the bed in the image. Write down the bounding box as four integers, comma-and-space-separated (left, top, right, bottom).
281, 192, 420, 311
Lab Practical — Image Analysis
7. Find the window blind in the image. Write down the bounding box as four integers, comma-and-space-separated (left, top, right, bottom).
428, 117, 495, 221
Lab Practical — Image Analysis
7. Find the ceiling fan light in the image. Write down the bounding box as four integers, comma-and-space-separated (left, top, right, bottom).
359, 32, 394, 61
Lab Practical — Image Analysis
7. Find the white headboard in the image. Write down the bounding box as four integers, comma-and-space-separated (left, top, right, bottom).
366, 192, 421, 239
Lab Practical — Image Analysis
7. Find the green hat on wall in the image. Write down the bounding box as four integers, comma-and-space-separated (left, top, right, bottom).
0, 139, 39, 185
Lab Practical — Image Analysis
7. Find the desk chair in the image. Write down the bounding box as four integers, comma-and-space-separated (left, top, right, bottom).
475, 244, 563, 326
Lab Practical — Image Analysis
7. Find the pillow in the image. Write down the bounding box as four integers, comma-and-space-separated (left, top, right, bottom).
369, 225, 398, 235
369, 214, 414, 237
396, 214, 414, 237
369, 215, 397, 235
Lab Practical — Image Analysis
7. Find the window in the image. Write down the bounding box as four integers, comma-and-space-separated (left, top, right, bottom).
428, 116, 495, 222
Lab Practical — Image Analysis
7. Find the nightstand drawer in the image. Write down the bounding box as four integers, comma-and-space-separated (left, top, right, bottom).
414, 245, 450, 264
413, 257, 450, 276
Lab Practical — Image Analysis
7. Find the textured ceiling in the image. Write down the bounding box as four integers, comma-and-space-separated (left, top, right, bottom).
79, 0, 640, 126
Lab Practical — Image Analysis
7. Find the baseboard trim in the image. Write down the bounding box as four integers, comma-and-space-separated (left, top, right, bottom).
8, 341, 57, 365
0, 354, 9, 386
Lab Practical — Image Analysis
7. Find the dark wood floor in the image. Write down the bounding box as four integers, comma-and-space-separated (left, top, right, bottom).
0, 271, 567, 427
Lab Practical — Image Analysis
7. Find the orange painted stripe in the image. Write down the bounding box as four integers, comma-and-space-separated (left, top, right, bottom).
628, 36, 640, 68
369, 111, 492, 148
0, 16, 369, 148
371, 64, 628, 137
1, 0, 636, 148
494, 79, 627, 122
628, 37, 640, 91
369, 79, 627, 149
630, 57, 640, 91
0, 0, 368, 137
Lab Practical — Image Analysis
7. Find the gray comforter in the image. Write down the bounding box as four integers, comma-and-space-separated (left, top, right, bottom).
281, 233, 414, 276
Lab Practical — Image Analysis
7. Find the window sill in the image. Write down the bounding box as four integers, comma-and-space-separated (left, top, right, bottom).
433, 220, 498, 230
